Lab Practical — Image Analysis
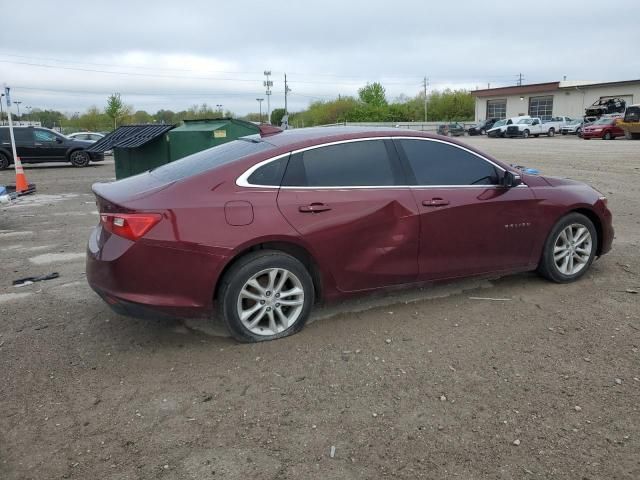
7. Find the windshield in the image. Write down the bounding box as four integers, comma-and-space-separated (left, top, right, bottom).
593, 118, 614, 125
568, 119, 582, 125
150, 138, 275, 182
492, 120, 506, 128
517, 119, 533, 125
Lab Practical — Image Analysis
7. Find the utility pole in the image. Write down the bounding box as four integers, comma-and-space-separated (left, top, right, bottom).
423, 76, 429, 122
517, 73, 524, 86
263, 70, 273, 124
284, 73, 292, 115
256, 98, 264, 123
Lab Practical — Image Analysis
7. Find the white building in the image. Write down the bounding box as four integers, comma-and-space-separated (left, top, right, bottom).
471, 79, 640, 121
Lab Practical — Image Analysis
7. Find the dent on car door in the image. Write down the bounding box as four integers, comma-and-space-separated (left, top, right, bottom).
394, 138, 538, 280
276, 139, 420, 292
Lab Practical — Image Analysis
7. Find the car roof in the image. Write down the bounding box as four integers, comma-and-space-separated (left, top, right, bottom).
253, 126, 440, 148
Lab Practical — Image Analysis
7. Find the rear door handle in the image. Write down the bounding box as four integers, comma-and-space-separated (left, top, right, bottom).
299, 203, 332, 213
422, 198, 450, 207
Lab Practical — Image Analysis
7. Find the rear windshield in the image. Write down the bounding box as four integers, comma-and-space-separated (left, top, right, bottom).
150, 138, 274, 182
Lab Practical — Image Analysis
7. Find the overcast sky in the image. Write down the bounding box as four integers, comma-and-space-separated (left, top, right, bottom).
1, 0, 638, 116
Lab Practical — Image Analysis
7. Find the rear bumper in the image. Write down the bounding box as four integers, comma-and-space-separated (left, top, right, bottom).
86, 226, 226, 319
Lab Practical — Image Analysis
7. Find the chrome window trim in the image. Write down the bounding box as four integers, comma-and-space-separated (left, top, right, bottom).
235, 135, 520, 190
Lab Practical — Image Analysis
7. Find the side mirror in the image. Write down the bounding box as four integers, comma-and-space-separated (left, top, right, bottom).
56, 137, 63, 144
502, 171, 522, 188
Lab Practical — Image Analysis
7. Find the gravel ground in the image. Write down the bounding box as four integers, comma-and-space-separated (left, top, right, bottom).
1, 136, 639, 480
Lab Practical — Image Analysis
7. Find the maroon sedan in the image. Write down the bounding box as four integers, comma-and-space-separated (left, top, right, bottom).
87, 127, 613, 342
582, 117, 625, 140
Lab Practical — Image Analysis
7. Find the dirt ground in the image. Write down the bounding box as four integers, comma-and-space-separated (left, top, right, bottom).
1, 135, 639, 480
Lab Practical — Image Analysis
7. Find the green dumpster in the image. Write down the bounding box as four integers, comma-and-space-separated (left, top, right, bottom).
168, 118, 260, 161
87, 124, 175, 179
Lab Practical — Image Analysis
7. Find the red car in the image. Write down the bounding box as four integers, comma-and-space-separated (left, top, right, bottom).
582, 117, 625, 140
87, 127, 613, 342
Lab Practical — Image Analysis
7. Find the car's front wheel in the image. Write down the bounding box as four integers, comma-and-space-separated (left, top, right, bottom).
538, 213, 597, 283
70, 150, 90, 167
219, 250, 315, 342
522, 129, 530, 139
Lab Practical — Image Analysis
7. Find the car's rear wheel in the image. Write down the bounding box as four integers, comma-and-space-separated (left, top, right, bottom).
603, 131, 612, 140
548, 128, 555, 137
70, 150, 90, 167
480, 129, 486, 135
218, 250, 314, 342
0, 151, 9, 170
538, 213, 597, 283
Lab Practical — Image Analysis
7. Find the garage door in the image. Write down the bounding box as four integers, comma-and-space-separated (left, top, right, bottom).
486, 99, 506, 119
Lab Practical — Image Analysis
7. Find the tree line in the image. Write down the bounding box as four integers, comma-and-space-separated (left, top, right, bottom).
9, 83, 475, 132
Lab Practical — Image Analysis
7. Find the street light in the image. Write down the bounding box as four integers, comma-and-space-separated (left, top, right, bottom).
256, 98, 264, 123
14, 100, 22, 117
216, 104, 223, 116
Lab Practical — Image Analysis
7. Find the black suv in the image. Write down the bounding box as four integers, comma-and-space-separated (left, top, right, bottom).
0, 126, 104, 169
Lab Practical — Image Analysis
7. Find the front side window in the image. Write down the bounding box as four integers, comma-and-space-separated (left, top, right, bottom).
399, 139, 500, 186
282, 140, 400, 187
34, 129, 58, 142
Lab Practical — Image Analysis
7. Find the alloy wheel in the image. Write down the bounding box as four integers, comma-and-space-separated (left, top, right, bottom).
236, 268, 305, 336
553, 224, 593, 275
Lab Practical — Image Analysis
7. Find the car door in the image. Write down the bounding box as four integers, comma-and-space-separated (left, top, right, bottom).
276, 138, 420, 292
394, 137, 538, 280
11, 128, 35, 160
32, 129, 66, 160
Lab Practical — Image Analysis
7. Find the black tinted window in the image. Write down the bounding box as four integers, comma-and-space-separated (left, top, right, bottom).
247, 156, 288, 186
151, 139, 274, 182
13, 129, 33, 143
282, 140, 398, 187
399, 139, 500, 186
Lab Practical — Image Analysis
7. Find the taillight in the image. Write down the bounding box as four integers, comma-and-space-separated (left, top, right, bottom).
100, 213, 162, 241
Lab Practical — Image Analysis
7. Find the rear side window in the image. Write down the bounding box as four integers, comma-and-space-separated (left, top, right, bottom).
282, 140, 400, 187
398, 139, 500, 186
13, 129, 33, 143
151, 138, 274, 182
247, 156, 289, 186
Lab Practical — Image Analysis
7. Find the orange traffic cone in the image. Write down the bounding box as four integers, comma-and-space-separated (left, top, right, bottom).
14, 156, 29, 193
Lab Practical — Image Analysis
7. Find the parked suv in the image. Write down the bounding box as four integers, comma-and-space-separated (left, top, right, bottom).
0, 126, 104, 169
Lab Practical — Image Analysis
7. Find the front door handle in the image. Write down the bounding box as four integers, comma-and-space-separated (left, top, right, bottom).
299, 203, 332, 213
422, 198, 450, 207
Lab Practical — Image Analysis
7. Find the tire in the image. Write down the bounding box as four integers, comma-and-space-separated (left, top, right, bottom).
548, 128, 555, 137
218, 250, 315, 342
534, 134, 540, 138
602, 131, 611, 140
0, 151, 9, 170
480, 129, 486, 135
69, 150, 90, 167
561, 131, 567, 135
576, 127, 582, 136
522, 129, 530, 139
537, 213, 598, 283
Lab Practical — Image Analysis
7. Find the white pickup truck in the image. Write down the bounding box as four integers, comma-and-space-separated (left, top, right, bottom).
487, 116, 531, 137
505, 117, 560, 138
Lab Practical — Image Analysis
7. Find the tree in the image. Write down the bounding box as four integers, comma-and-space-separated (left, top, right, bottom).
270, 108, 286, 126
105, 93, 128, 129
358, 82, 387, 107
